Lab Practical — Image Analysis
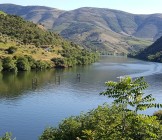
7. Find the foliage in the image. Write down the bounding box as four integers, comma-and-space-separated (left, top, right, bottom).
51, 58, 66, 68
51, 49, 99, 68
35, 60, 50, 70
40, 104, 162, 140
126, 114, 162, 140
0, 11, 7, 16
40, 105, 122, 140
100, 76, 162, 139
0, 14, 61, 47
2, 57, 17, 72
0, 132, 14, 140
23, 55, 37, 69
16, 56, 31, 71
147, 52, 162, 62
6, 46, 17, 54
0, 55, 53, 72
100, 76, 160, 113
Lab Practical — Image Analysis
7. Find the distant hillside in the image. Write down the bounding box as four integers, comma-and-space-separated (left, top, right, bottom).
131, 36, 162, 62
0, 12, 98, 72
0, 4, 64, 29
2, 4, 162, 53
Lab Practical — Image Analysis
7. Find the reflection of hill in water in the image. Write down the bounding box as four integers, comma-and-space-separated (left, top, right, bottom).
1, 56, 157, 100
0, 70, 57, 98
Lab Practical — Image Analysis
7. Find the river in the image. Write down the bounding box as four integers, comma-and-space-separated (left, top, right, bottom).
0, 56, 162, 140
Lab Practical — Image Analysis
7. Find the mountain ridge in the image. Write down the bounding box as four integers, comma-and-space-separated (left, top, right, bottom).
1, 4, 162, 53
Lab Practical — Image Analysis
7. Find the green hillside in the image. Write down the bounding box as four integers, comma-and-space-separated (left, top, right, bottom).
0, 12, 99, 72
130, 36, 162, 62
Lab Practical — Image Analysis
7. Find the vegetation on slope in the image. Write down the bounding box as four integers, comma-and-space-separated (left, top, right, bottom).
129, 36, 162, 62
0, 12, 99, 72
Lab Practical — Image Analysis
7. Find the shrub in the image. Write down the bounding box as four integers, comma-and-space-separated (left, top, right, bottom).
40, 104, 162, 140
35, 60, 49, 70
16, 56, 31, 71
6, 46, 17, 54
2, 57, 17, 72
51, 58, 66, 68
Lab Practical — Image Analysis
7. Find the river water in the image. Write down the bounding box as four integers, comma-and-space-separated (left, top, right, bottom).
0, 56, 162, 140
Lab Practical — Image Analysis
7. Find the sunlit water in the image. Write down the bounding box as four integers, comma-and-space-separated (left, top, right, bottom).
0, 56, 162, 140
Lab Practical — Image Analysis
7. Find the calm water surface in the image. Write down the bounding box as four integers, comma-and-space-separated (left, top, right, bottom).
0, 56, 162, 140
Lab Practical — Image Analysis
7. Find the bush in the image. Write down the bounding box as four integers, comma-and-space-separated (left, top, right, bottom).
16, 56, 31, 71
51, 58, 66, 68
2, 57, 17, 72
35, 60, 50, 70
40, 104, 162, 140
6, 46, 17, 54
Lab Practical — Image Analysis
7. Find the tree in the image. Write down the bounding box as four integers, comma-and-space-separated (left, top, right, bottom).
2, 57, 17, 72
16, 56, 31, 71
100, 76, 159, 113
100, 76, 162, 139
40, 104, 162, 140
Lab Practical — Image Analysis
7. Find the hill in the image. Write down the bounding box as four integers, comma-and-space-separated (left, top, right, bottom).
130, 36, 162, 62
0, 4, 159, 53
0, 11, 98, 72
0, 4, 64, 29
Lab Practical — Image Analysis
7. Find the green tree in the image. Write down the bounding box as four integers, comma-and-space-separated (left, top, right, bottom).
100, 76, 162, 139
40, 104, 162, 140
16, 56, 31, 71
2, 57, 17, 72
100, 76, 158, 113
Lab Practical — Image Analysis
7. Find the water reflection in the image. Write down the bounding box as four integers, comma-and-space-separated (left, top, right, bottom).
0, 70, 57, 98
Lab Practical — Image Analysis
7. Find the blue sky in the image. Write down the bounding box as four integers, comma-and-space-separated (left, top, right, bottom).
0, 0, 162, 14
